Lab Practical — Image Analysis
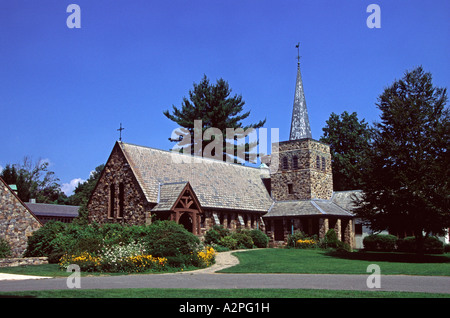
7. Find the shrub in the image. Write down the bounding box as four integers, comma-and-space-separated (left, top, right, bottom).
0, 238, 11, 258
287, 231, 308, 248
423, 236, 444, 254
204, 229, 221, 245
24, 221, 67, 263
320, 229, 339, 249
363, 234, 397, 252
142, 221, 200, 267
397, 236, 444, 254
231, 232, 254, 249
204, 225, 231, 245
219, 236, 238, 250
249, 229, 269, 248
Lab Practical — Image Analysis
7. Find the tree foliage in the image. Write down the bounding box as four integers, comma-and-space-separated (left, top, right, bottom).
163, 75, 266, 162
0, 157, 66, 204
320, 111, 373, 190
354, 66, 449, 252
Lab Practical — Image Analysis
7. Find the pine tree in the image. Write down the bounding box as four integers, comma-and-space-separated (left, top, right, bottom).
354, 66, 449, 253
163, 75, 266, 163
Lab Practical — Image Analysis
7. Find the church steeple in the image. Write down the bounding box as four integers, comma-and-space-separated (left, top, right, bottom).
289, 43, 312, 140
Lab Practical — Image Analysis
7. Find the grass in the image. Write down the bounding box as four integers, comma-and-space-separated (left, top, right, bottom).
218, 249, 450, 276
1, 249, 449, 277
0, 288, 449, 298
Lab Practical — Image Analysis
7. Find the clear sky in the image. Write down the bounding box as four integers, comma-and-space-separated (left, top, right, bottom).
1, 0, 449, 195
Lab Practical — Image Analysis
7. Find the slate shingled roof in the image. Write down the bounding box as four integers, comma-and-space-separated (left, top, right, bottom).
120, 142, 273, 212
25, 203, 80, 218
266, 191, 360, 218
151, 182, 188, 212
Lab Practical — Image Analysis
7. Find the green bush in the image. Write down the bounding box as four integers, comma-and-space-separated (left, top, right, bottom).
249, 229, 269, 248
142, 221, 200, 266
219, 236, 238, 250
363, 234, 397, 251
231, 231, 254, 249
205, 225, 264, 250
0, 238, 12, 258
423, 236, 444, 254
287, 231, 308, 248
397, 236, 444, 254
321, 229, 339, 248
204, 225, 231, 245
204, 229, 221, 245
24, 221, 67, 263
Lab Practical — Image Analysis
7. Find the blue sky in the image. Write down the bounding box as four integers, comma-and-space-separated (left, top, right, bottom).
1, 0, 449, 195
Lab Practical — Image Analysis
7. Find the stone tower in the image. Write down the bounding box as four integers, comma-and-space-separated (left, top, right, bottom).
271, 58, 333, 201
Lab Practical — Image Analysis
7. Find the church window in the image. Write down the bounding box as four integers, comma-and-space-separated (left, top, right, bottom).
316, 156, 320, 169
109, 184, 115, 218
322, 157, 326, 171
282, 156, 289, 170
288, 183, 293, 194
292, 156, 299, 169
118, 183, 124, 218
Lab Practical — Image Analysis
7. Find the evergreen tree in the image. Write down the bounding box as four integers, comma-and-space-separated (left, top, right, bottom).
163, 75, 266, 163
354, 66, 449, 253
320, 111, 373, 191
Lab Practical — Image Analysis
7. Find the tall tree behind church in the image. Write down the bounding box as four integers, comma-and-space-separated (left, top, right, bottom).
163, 75, 266, 162
354, 66, 449, 253
320, 111, 373, 191
0, 157, 65, 204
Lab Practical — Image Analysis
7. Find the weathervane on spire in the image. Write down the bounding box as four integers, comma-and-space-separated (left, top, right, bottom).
296, 42, 301, 65
117, 123, 125, 142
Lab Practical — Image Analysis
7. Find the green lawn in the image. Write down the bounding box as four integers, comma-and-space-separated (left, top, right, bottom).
218, 249, 450, 276
0, 288, 449, 298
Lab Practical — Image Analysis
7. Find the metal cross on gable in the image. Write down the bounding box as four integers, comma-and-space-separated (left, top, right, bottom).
117, 123, 125, 142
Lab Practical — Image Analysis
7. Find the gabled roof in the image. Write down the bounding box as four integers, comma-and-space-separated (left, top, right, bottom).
25, 202, 80, 218
119, 142, 273, 212
152, 182, 189, 211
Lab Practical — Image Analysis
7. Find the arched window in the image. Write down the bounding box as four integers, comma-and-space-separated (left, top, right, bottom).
316, 156, 320, 169
292, 156, 299, 170
321, 157, 326, 171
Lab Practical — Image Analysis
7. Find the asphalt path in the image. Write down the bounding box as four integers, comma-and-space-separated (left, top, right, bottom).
0, 251, 449, 294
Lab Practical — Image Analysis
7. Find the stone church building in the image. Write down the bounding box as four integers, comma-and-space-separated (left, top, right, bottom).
87, 60, 357, 248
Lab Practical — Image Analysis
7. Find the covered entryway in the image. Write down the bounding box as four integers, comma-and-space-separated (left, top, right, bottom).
151, 182, 203, 235
178, 212, 193, 233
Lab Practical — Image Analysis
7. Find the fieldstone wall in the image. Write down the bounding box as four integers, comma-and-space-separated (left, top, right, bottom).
0, 257, 48, 268
87, 143, 153, 225
271, 139, 333, 201
0, 179, 42, 257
